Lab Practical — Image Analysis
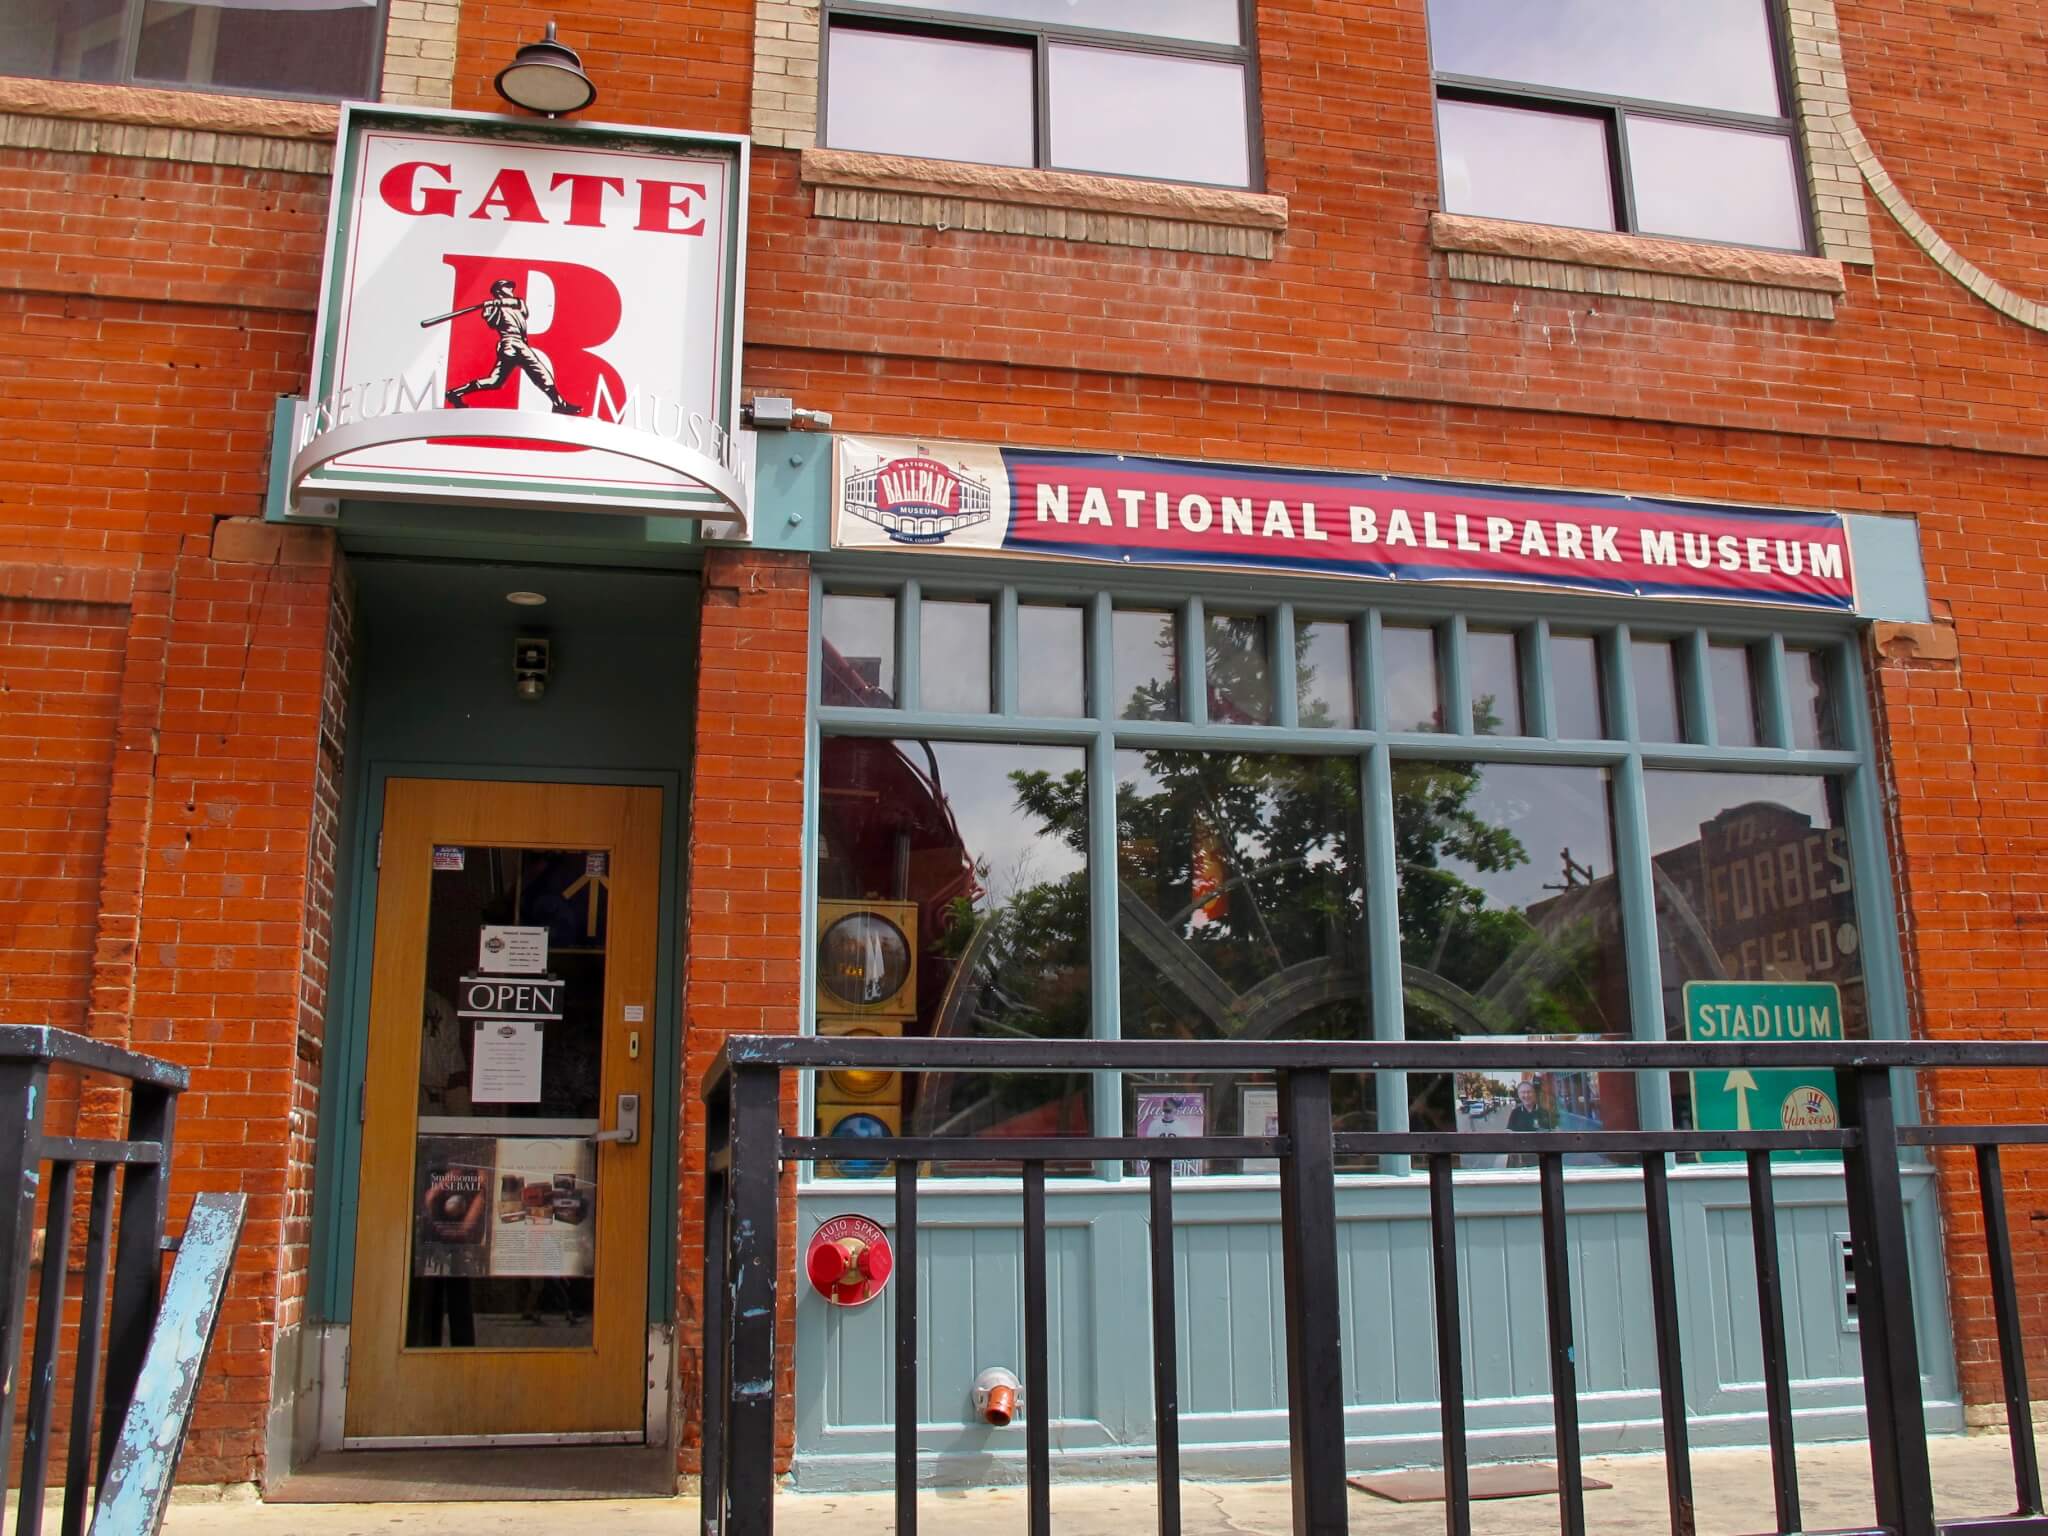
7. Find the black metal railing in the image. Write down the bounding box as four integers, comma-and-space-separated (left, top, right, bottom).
701, 1037, 2048, 1536
0, 1025, 240, 1536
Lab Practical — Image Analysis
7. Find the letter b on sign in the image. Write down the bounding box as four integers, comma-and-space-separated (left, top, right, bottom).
434, 254, 623, 451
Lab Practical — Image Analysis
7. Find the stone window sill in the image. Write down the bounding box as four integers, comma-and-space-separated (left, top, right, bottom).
0, 77, 337, 170
1431, 212, 1847, 320
799, 147, 1289, 259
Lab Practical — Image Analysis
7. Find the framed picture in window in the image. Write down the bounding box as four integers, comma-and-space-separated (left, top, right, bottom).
1239, 1084, 1280, 1174
1131, 1087, 1207, 1177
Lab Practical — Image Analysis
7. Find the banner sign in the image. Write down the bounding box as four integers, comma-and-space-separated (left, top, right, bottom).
293, 105, 752, 529
833, 438, 1855, 609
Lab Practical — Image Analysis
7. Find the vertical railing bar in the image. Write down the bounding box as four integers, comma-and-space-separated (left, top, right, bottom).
1840, 1065, 1936, 1536
721, 1063, 781, 1536
62, 1163, 117, 1536
1538, 1153, 1585, 1536
698, 1078, 731, 1536
1640, 1153, 1695, 1536
1149, 1159, 1182, 1536
1745, 1149, 1802, 1534
0, 1058, 50, 1519
1427, 1154, 1471, 1536
97, 1082, 172, 1491
1023, 1160, 1052, 1536
18, 1159, 79, 1531
895, 1159, 920, 1536
1276, 1068, 1349, 1535
1975, 1142, 2043, 1514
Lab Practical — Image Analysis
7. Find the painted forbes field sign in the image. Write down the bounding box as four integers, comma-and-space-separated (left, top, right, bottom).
1685, 980, 1844, 1162
288, 105, 751, 528
834, 438, 1856, 608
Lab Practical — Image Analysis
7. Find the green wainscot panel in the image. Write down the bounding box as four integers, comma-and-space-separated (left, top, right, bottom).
1685, 980, 1844, 1162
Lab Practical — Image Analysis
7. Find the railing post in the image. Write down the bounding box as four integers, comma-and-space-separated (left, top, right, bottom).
720, 1061, 781, 1536
0, 1054, 51, 1512
700, 1069, 732, 1536
1276, 1068, 1349, 1536
98, 1080, 175, 1490
1839, 1064, 1934, 1536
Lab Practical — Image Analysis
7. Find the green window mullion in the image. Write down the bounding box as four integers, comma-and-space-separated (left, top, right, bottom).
1607, 622, 1641, 742
1087, 591, 1115, 721
994, 586, 1021, 716
1611, 751, 1674, 1133
1833, 637, 1908, 1043
1679, 627, 1715, 747
1181, 595, 1208, 724
1087, 723, 1124, 1173
897, 578, 922, 713
1360, 608, 1386, 733
1272, 602, 1300, 730
1364, 740, 1411, 1174
1756, 633, 1795, 751
1441, 615, 1472, 735
1526, 617, 1558, 740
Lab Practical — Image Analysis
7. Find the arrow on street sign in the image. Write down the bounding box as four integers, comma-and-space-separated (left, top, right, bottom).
1723, 1069, 1758, 1131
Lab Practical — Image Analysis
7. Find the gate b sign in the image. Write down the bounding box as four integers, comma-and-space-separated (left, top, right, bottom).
292, 105, 751, 528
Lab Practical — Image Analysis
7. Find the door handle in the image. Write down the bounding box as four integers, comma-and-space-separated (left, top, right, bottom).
591, 1092, 640, 1146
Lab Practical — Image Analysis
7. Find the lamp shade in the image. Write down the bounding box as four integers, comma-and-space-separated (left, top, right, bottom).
494, 22, 597, 116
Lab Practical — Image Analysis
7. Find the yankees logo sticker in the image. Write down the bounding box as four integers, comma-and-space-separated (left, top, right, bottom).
297, 106, 750, 520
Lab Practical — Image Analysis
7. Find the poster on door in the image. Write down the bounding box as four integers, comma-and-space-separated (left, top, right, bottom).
413, 1134, 596, 1278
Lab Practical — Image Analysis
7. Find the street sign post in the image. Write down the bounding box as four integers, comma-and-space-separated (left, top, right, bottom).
1684, 980, 1844, 1162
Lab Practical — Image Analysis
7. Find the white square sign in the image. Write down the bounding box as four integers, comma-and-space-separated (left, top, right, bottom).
296, 107, 750, 523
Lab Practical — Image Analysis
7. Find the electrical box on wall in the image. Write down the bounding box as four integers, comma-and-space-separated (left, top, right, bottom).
815, 899, 918, 1019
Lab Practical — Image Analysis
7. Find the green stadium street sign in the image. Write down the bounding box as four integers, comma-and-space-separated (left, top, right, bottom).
1684, 980, 1844, 1163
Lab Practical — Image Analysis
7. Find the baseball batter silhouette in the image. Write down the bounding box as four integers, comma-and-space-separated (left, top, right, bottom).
441, 279, 582, 415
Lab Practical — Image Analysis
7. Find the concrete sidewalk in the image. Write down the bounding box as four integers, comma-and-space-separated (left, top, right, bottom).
145, 1433, 2036, 1534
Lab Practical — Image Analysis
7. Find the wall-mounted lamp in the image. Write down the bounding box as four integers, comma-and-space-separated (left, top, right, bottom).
494, 22, 597, 118
514, 635, 551, 701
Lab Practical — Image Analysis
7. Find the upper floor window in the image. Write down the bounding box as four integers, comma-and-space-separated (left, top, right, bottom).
1, 0, 382, 100
1428, 0, 1809, 252
821, 0, 1258, 189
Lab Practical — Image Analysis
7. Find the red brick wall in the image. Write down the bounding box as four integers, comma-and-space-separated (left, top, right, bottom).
676, 547, 808, 1472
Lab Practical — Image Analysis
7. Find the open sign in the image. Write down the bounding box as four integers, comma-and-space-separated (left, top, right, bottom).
456, 975, 564, 1021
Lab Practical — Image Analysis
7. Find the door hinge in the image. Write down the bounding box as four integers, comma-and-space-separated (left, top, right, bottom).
357, 1081, 367, 1125
375, 830, 382, 869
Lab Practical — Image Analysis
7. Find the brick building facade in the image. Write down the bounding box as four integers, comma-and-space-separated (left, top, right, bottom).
0, 0, 2042, 1495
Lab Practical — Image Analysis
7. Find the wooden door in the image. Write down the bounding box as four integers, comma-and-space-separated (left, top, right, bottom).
347, 778, 661, 1442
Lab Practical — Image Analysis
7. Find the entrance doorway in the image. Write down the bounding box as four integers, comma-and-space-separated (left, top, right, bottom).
346, 777, 661, 1443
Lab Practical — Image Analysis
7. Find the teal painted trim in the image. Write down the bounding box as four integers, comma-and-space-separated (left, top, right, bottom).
1845, 514, 1931, 623
1360, 609, 1385, 733
738, 430, 835, 553
332, 499, 706, 567
1441, 616, 1470, 736
1837, 639, 1913, 1056
1612, 753, 1673, 1131
263, 399, 311, 526
1271, 603, 1299, 731
1180, 595, 1207, 725
1087, 592, 1114, 723
1604, 623, 1639, 744
897, 579, 922, 714
994, 588, 1020, 717
1680, 628, 1715, 748
1526, 618, 1557, 740
1364, 742, 1409, 1171
800, 577, 825, 1151
1088, 719, 1124, 1168
1758, 634, 1796, 751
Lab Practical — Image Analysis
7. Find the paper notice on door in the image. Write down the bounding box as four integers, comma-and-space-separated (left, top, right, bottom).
470, 1019, 544, 1104
489, 1138, 596, 1278
478, 924, 548, 974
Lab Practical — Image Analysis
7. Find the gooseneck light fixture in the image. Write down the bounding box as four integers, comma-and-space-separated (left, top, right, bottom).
494, 21, 597, 117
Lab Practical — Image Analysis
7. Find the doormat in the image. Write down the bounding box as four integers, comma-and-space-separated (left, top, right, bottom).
269, 1445, 676, 1503
1349, 1464, 1613, 1503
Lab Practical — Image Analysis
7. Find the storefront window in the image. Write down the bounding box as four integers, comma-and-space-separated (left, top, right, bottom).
1296, 620, 1355, 729
1467, 629, 1524, 736
815, 737, 1092, 1170
1549, 632, 1605, 740
1019, 604, 1086, 717
1116, 749, 1372, 1167
1633, 637, 1685, 743
1114, 608, 1181, 721
1382, 624, 1441, 732
1394, 762, 1631, 1158
919, 599, 991, 714
821, 593, 896, 707
1787, 648, 1839, 749
1709, 642, 1760, 747
1206, 612, 1273, 724
1648, 771, 1864, 1126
